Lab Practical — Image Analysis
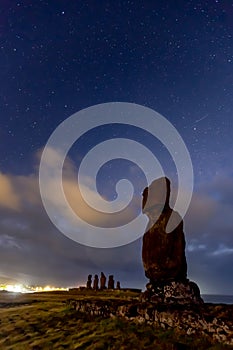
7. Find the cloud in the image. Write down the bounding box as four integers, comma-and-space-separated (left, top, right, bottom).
0, 173, 21, 210
39, 147, 143, 248
210, 244, 233, 256
0, 151, 232, 294
0, 149, 145, 286
187, 241, 207, 252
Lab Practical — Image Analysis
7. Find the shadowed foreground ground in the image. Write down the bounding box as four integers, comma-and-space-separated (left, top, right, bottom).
0, 290, 232, 350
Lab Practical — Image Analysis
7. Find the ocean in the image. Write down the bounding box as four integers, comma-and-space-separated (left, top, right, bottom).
202, 294, 233, 304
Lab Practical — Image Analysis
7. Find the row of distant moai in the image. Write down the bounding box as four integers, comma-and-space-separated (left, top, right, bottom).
86, 272, 121, 291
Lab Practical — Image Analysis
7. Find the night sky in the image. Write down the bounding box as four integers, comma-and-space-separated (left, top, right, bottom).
0, 1, 233, 294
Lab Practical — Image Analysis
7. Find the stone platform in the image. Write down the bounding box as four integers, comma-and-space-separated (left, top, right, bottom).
66, 298, 233, 345
141, 279, 203, 305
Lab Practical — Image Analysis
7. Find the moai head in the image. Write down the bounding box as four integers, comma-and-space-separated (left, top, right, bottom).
142, 177, 170, 218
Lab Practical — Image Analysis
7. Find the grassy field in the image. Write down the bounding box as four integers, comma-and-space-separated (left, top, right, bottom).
0, 290, 232, 350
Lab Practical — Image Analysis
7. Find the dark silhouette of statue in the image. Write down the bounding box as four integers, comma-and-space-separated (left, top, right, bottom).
108, 275, 115, 289
142, 177, 187, 283
100, 272, 106, 290
86, 274, 92, 289
93, 274, 99, 290
141, 177, 203, 305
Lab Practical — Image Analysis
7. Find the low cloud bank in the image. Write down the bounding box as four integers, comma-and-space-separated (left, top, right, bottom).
0, 151, 232, 294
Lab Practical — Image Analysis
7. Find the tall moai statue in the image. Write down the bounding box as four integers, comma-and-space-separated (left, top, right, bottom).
100, 272, 106, 290
141, 177, 203, 305
108, 275, 115, 289
142, 177, 187, 282
86, 274, 92, 289
93, 274, 99, 291
116, 281, 121, 290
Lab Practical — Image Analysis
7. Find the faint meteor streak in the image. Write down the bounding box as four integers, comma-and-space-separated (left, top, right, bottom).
194, 114, 208, 124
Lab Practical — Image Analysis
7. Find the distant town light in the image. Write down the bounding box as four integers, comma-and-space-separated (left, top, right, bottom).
0, 284, 68, 293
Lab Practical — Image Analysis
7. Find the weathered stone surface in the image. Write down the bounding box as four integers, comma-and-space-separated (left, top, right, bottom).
141, 177, 203, 306
86, 274, 92, 289
93, 274, 99, 290
140, 280, 203, 305
108, 275, 115, 289
100, 272, 106, 290
142, 177, 187, 283
66, 298, 233, 345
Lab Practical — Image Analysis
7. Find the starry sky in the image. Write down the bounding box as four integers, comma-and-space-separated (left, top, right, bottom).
0, 1, 233, 294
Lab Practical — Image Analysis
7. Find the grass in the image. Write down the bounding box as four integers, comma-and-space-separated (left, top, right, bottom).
0, 290, 232, 349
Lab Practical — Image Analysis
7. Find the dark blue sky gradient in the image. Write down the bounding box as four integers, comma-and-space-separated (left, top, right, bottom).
1, 1, 233, 174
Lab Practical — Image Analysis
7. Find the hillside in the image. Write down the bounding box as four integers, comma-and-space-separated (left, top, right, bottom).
0, 290, 232, 350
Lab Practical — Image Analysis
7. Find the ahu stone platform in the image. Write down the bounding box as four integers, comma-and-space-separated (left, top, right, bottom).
66, 298, 233, 345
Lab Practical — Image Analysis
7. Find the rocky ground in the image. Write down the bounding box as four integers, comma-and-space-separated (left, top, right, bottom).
0, 289, 232, 349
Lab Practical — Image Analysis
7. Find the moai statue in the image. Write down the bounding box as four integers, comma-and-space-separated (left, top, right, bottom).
86, 274, 92, 289
142, 177, 187, 283
108, 275, 115, 289
93, 274, 99, 291
141, 177, 203, 305
116, 281, 121, 290
100, 272, 106, 290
